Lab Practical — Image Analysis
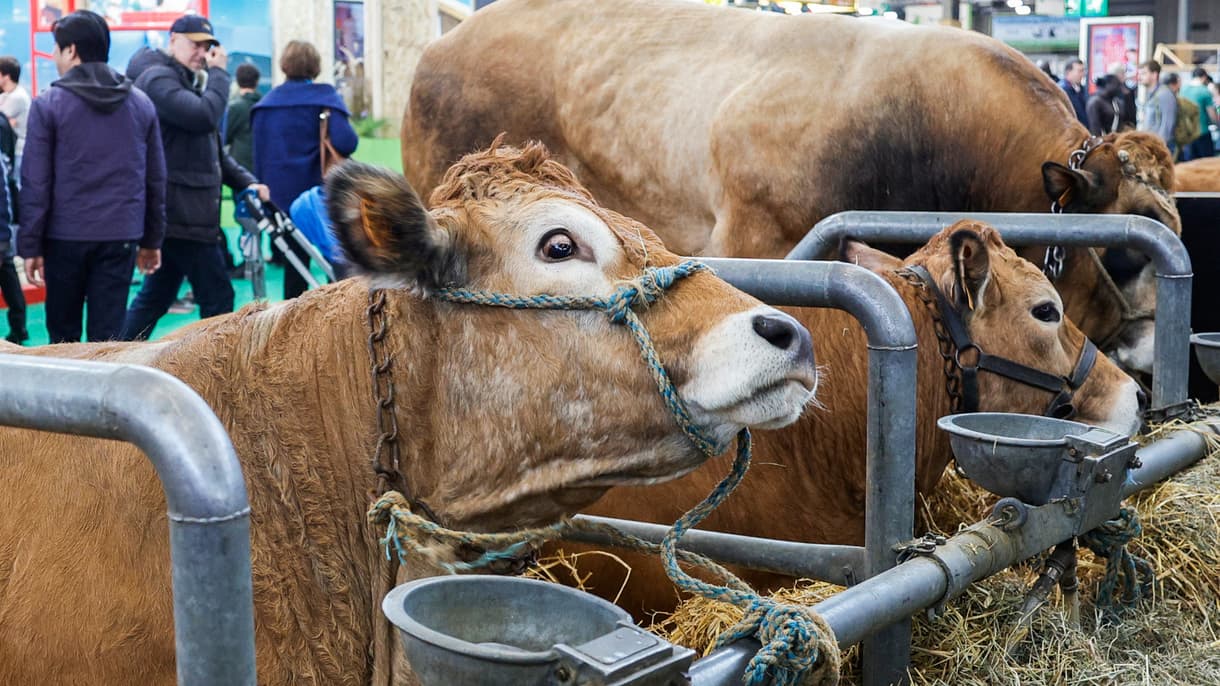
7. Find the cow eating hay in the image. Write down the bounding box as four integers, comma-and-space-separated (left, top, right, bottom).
0, 143, 819, 685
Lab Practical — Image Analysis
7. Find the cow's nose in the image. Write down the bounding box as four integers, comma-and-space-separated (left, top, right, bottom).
1136, 387, 1149, 414
752, 313, 813, 361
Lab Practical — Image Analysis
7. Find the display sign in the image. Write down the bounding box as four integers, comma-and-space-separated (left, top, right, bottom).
992, 15, 1080, 52
1080, 16, 1153, 94
1066, 0, 1108, 18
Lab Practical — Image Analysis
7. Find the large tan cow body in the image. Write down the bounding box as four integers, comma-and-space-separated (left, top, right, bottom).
578, 220, 1144, 615
0, 147, 819, 684
403, 0, 1181, 375
1175, 156, 1220, 191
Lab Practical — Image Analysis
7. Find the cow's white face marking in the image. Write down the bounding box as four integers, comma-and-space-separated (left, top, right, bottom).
680, 308, 819, 445
491, 198, 818, 440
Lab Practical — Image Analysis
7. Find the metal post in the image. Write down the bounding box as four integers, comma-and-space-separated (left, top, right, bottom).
0, 355, 256, 686
785, 211, 1192, 412
699, 258, 919, 686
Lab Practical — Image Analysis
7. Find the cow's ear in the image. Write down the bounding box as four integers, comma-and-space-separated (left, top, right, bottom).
839, 238, 902, 272
1041, 161, 1089, 211
949, 228, 990, 312
326, 161, 465, 290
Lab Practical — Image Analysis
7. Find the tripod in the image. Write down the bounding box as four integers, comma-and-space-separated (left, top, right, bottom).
234, 190, 335, 299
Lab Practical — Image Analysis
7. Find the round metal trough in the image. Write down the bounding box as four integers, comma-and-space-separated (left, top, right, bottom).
1191, 332, 1220, 386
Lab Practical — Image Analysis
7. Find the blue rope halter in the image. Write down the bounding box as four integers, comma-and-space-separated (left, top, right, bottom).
435, 259, 727, 456
429, 259, 836, 684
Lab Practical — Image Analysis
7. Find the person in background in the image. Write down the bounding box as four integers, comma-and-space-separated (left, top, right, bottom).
0, 155, 23, 344
1110, 63, 1138, 131
18, 10, 165, 343
0, 56, 31, 175
1180, 66, 1217, 160
224, 62, 261, 172
1086, 74, 1124, 136
1037, 59, 1056, 82
1137, 59, 1176, 153
250, 39, 356, 300
120, 15, 268, 340
1058, 58, 1089, 127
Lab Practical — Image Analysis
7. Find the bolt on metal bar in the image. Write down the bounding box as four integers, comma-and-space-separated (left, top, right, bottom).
0, 354, 256, 686
785, 211, 1192, 412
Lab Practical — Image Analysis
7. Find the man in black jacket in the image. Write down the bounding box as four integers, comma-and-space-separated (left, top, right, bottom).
120, 15, 267, 341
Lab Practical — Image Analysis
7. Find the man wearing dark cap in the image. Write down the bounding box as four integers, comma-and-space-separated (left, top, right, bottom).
120, 14, 269, 341
17, 9, 165, 343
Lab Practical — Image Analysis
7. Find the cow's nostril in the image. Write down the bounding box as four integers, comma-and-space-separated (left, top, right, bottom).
1136, 387, 1149, 414
752, 314, 797, 351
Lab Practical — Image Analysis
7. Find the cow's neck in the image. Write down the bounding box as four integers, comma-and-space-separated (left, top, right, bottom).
887, 274, 960, 497
186, 280, 441, 685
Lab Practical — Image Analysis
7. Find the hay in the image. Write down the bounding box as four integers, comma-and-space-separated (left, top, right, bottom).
645, 423, 1220, 685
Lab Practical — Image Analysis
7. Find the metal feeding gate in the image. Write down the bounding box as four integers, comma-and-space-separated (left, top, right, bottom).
0, 212, 1214, 686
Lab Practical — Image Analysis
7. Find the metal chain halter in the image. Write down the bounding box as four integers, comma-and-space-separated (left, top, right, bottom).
366, 290, 441, 522
895, 265, 1098, 419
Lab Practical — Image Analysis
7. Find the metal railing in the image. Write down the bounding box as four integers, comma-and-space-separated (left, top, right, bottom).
0, 354, 256, 686
574, 257, 920, 686
787, 211, 1192, 413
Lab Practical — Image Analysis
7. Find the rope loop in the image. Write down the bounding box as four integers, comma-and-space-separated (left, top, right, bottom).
1079, 506, 1155, 621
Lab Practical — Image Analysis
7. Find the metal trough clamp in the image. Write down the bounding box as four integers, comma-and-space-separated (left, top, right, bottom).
552, 622, 694, 685
893, 532, 948, 564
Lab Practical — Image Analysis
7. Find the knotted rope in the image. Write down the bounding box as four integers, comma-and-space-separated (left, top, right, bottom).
1079, 506, 1155, 621
367, 259, 839, 684
435, 260, 724, 455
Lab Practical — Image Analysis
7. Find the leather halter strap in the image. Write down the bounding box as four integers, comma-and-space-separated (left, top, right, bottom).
907, 265, 1098, 418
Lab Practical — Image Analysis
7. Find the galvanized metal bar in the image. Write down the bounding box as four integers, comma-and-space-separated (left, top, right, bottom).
0, 354, 256, 686
683, 258, 919, 686
785, 211, 1192, 411
688, 638, 761, 686
571, 515, 865, 586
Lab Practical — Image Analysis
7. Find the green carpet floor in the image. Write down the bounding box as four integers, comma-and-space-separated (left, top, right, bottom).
7, 137, 403, 347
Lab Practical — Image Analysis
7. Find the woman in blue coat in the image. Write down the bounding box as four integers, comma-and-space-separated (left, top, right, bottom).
251, 40, 357, 299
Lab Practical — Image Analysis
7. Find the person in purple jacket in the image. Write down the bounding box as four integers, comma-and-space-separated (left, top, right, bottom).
18, 10, 165, 343
251, 40, 357, 299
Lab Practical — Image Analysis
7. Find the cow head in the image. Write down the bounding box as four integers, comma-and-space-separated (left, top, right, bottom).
845, 220, 1142, 437
1040, 132, 1179, 375
326, 144, 817, 529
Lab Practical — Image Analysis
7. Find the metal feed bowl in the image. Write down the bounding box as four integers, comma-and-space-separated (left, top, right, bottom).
937, 413, 1120, 505
1191, 333, 1220, 385
382, 575, 690, 686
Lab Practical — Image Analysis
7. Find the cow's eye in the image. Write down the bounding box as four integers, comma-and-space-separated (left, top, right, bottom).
539, 230, 577, 261
1032, 302, 1060, 323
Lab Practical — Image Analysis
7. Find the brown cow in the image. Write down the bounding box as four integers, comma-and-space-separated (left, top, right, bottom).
1175, 156, 1220, 192
402, 0, 1180, 376
0, 145, 818, 684
573, 220, 1143, 616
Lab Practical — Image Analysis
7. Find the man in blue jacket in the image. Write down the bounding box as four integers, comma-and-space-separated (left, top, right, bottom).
1058, 59, 1089, 127
18, 10, 165, 343
120, 15, 267, 341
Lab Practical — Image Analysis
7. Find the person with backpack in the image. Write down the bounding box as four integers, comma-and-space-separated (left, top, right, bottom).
1180, 67, 1218, 160
1162, 72, 1201, 160
0, 56, 31, 175
1137, 60, 1177, 155
1086, 74, 1124, 136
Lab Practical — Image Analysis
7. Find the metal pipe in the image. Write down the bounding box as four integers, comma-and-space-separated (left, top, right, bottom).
570, 515, 865, 586
689, 638, 761, 686
784, 211, 1192, 411
740, 426, 1216, 652
696, 258, 919, 686
0, 354, 256, 686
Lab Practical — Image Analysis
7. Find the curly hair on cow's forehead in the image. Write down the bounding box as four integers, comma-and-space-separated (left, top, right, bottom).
428, 138, 596, 207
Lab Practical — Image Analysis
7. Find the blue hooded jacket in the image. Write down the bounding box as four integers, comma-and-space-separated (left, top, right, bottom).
17, 61, 166, 257
251, 80, 358, 211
